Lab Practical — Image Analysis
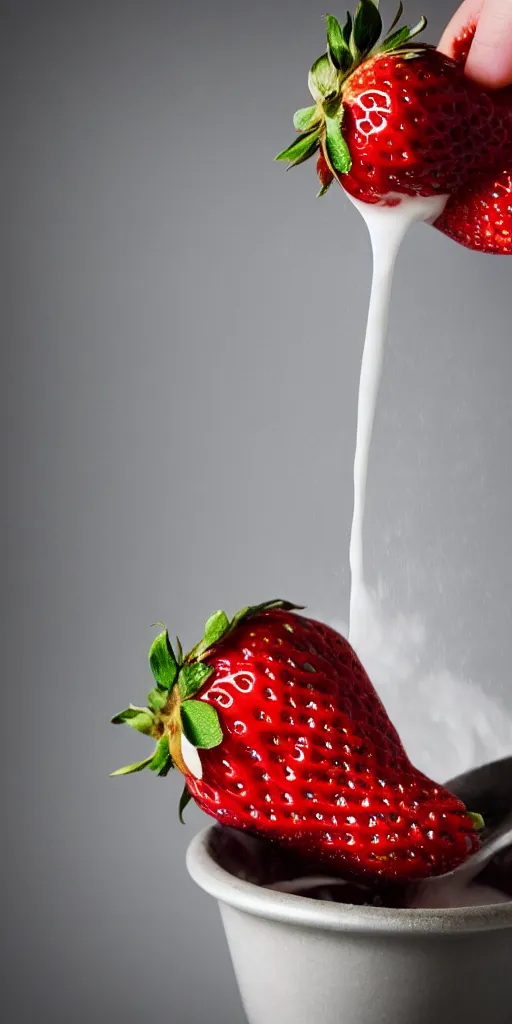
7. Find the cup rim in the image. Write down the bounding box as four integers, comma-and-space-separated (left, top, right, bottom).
187, 825, 512, 936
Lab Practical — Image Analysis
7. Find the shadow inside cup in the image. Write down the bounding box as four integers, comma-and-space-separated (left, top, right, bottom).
447, 756, 512, 896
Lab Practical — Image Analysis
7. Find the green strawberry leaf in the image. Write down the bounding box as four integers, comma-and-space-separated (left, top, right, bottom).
190, 600, 303, 661
191, 608, 230, 660
156, 757, 174, 778
317, 179, 333, 197
181, 700, 223, 750
178, 784, 193, 824
149, 734, 172, 774
352, 0, 383, 56
379, 25, 411, 52
230, 604, 250, 629
110, 756, 153, 777
380, 17, 426, 53
469, 811, 485, 831
326, 13, 352, 72
293, 105, 321, 132
205, 609, 229, 642
386, 0, 403, 34
343, 11, 353, 47
147, 687, 168, 713
308, 53, 341, 104
275, 128, 321, 168
258, 598, 302, 613
149, 630, 179, 691
179, 662, 214, 701
325, 116, 352, 175
406, 16, 427, 42
111, 707, 154, 734
316, 153, 335, 197
175, 636, 184, 664
231, 599, 303, 632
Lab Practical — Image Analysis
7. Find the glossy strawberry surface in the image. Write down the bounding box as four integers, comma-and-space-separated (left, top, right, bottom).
276, 6, 512, 216
447, 20, 478, 65
434, 166, 512, 253
185, 608, 480, 882
339, 48, 512, 204
431, 17, 512, 253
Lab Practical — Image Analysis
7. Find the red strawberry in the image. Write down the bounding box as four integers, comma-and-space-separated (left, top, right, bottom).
434, 166, 512, 253
276, 4, 512, 206
112, 600, 483, 883
442, 19, 478, 66
430, 18, 512, 253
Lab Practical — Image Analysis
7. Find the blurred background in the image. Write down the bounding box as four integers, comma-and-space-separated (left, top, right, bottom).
3, 0, 512, 1020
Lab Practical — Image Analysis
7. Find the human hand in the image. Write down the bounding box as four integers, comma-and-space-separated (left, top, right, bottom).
439, 0, 512, 88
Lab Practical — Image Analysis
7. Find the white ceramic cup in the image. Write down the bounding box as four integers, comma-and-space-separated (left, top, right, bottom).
187, 757, 512, 1024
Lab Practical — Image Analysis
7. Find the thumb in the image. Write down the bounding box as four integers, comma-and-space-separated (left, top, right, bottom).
465, 0, 512, 88
438, 0, 484, 63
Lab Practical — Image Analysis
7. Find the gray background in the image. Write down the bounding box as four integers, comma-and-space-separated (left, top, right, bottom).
3, 0, 512, 1021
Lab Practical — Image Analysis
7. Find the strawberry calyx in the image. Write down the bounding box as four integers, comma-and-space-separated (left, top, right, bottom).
110, 599, 303, 785
275, 2, 428, 193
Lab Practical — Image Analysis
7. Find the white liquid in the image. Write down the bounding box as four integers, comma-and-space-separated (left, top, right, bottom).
347, 193, 449, 649
181, 733, 203, 779
337, 191, 512, 785
262, 198, 512, 904
272, 194, 512, 904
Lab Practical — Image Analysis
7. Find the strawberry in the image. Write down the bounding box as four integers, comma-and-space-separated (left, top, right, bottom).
444, 19, 478, 66
430, 18, 512, 253
112, 600, 483, 883
434, 166, 512, 253
276, 4, 512, 205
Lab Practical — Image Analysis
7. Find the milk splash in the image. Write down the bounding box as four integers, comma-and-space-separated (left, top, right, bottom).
332, 588, 512, 782
344, 192, 512, 782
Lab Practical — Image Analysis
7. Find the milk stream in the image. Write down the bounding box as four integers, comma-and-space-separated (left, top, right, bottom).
347, 193, 449, 648
340, 191, 512, 785
267, 192, 512, 904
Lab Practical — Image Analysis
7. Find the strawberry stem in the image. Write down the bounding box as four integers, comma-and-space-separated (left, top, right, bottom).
276, 3, 428, 187
110, 599, 303, 782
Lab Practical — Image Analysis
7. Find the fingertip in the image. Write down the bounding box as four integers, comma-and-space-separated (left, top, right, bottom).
438, 0, 485, 59
465, 44, 512, 89
464, 0, 512, 89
